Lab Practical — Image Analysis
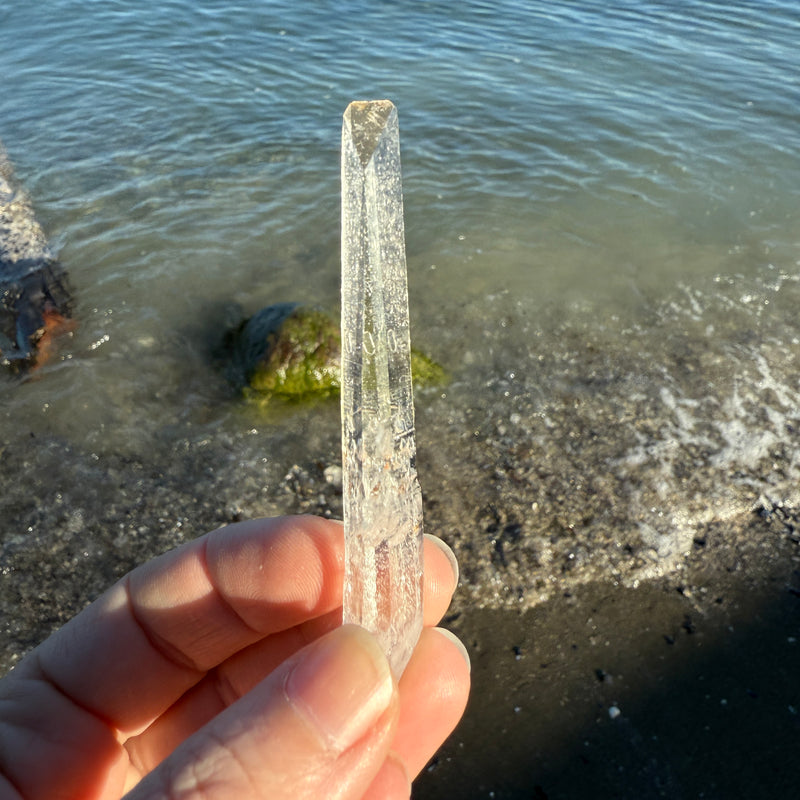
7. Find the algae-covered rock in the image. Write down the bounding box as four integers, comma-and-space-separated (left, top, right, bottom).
231, 303, 446, 403
236, 304, 340, 401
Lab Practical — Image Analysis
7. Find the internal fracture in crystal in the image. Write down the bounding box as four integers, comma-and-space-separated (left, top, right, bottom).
340, 100, 424, 676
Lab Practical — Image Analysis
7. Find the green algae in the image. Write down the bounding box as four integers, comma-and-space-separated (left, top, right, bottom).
244, 307, 340, 401
237, 305, 446, 405
409, 347, 448, 388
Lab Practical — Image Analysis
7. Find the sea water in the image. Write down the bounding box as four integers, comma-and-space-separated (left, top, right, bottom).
0, 1, 799, 602
1, 0, 798, 444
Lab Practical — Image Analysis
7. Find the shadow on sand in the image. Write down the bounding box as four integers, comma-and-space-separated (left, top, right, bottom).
416, 554, 800, 799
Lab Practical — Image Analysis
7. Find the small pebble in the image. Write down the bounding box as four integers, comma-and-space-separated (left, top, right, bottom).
323, 465, 343, 490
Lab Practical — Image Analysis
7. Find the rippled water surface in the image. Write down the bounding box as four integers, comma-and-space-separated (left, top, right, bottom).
1, 0, 799, 460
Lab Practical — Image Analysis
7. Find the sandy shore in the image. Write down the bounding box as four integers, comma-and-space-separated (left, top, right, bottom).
1, 423, 798, 800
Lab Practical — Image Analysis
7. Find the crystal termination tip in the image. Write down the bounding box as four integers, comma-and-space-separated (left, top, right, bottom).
343, 99, 396, 167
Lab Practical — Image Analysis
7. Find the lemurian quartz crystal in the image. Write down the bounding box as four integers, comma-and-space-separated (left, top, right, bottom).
340, 100, 423, 676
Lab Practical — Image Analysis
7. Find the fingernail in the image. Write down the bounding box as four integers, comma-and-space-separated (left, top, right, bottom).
285, 625, 394, 752
433, 627, 471, 673
425, 534, 459, 585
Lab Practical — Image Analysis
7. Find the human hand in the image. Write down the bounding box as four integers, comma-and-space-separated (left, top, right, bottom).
0, 515, 469, 799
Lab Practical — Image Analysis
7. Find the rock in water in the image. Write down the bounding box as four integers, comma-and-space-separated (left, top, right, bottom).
0, 142, 72, 371
230, 302, 445, 405
234, 303, 341, 401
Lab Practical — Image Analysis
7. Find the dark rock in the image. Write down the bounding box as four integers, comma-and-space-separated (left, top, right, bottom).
0, 142, 72, 371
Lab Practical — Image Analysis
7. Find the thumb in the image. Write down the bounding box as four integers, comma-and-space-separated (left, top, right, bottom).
126, 625, 399, 800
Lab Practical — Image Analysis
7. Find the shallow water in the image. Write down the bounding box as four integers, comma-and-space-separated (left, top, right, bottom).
2, 1, 799, 443
1, 2, 800, 636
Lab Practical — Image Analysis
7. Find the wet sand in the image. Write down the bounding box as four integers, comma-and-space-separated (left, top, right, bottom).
1, 426, 797, 800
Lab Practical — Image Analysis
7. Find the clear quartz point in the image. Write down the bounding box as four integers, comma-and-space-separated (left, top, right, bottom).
340, 100, 423, 676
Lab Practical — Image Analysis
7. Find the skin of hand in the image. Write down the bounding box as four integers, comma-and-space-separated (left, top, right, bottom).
0, 515, 470, 800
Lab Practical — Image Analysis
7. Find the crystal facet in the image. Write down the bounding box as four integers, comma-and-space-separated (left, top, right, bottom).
340, 100, 424, 676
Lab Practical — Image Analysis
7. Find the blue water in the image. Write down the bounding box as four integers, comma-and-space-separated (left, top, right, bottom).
1, 0, 799, 449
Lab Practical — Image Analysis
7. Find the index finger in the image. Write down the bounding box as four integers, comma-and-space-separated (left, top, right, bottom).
27, 515, 345, 736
